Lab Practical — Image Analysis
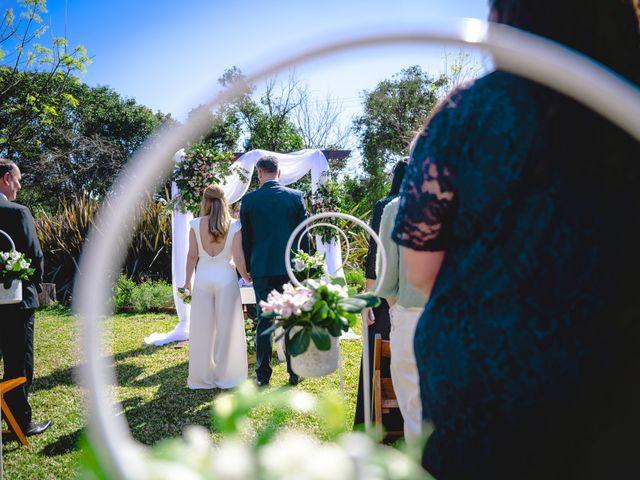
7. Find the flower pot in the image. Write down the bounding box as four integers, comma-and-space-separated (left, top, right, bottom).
290, 329, 340, 377
0, 278, 22, 305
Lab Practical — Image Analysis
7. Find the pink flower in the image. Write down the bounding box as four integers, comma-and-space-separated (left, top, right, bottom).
259, 300, 273, 314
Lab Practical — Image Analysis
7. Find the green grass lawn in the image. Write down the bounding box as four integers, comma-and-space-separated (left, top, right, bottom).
2, 306, 364, 479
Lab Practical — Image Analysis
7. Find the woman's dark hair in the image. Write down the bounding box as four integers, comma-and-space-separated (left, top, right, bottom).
489, 1, 640, 85
388, 158, 408, 197
489, 0, 640, 186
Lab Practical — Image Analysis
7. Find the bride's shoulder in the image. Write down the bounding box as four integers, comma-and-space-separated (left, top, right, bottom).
189, 217, 203, 229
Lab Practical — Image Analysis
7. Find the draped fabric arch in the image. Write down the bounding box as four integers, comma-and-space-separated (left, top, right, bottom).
145, 148, 334, 346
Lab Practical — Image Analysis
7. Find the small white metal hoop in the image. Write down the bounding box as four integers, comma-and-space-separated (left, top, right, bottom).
0, 229, 16, 251
297, 222, 351, 274
285, 212, 387, 294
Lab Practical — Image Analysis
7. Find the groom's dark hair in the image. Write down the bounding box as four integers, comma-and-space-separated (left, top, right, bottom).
0, 158, 17, 178
256, 156, 278, 174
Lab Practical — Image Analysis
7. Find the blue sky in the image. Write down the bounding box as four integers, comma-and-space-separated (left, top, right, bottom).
22, 0, 491, 123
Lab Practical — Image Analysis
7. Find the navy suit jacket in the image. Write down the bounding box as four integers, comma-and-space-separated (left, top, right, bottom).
0, 198, 44, 309
240, 180, 308, 278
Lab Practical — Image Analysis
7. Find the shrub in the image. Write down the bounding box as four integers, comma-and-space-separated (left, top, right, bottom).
35, 192, 173, 303
114, 275, 136, 310
129, 279, 174, 313
344, 268, 366, 293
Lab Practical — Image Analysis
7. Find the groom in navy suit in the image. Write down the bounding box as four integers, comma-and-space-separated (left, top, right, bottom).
240, 156, 308, 386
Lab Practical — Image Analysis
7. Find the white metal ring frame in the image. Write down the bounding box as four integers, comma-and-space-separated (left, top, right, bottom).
73, 19, 640, 479
296, 221, 351, 279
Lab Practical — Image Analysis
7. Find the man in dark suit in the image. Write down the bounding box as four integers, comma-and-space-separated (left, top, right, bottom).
0, 158, 51, 440
240, 156, 308, 386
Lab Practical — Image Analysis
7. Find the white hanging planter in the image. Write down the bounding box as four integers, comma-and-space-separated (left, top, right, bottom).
0, 229, 23, 305
290, 327, 340, 377
0, 278, 22, 305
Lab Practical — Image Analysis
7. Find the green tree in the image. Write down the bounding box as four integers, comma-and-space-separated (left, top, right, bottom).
353, 65, 447, 200
14, 76, 171, 208
0, 0, 90, 156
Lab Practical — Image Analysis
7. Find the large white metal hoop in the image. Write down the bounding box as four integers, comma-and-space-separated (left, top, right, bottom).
74, 19, 640, 479
296, 222, 351, 278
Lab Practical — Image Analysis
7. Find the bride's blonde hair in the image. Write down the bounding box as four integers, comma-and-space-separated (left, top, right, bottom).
200, 184, 230, 243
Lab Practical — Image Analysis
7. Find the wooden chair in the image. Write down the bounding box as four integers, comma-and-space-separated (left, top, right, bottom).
0, 377, 29, 446
372, 334, 403, 441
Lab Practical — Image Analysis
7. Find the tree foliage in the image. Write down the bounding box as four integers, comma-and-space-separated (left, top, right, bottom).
7, 73, 171, 209
353, 66, 447, 191
0, 0, 90, 155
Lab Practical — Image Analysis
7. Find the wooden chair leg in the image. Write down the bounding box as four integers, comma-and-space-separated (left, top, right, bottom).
1, 377, 29, 446
1, 399, 28, 446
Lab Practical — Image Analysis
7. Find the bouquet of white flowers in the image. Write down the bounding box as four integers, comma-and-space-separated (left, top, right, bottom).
0, 249, 35, 289
292, 250, 326, 281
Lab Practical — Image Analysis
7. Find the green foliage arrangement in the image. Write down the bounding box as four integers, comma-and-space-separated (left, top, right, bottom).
261, 279, 379, 356
172, 144, 237, 215
0, 250, 35, 289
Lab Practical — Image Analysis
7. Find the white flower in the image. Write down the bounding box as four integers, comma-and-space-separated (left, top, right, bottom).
259, 432, 318, 478
19, 259, 29, 270
327, 283, 348, 298
302, 298, 315, 312
210, 439, 256, 480
287, 391, 316, 413
301, 444, 354, 480
294, 258, 306, 272
143, 460, 202, 480
183, 425, 212, 455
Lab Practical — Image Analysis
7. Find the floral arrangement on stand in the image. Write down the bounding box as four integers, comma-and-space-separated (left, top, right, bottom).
311, 179, 346, 244
260, 278, 379, 356
172, 144, 241, 215
0, 250, 35, 289
292, 250, 326, 281
79, 382, 430, 480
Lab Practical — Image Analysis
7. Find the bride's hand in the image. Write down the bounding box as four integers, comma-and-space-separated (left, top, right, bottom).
182, 283, 192, 294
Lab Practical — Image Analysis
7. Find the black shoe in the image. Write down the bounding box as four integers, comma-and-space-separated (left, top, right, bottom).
256, 380, 269, 388
288, 375, 301, 386
3, 420, 52, 442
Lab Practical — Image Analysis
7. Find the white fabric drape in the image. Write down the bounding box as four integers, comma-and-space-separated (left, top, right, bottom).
146, 148, 332, 347
222, 149, 329, 202
144, 150, 192, 346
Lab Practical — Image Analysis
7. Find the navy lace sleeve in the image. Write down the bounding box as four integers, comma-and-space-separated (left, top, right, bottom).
392, 96, 460, 251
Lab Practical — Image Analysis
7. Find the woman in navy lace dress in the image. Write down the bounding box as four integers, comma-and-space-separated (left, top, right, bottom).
392, 1, 640, 478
